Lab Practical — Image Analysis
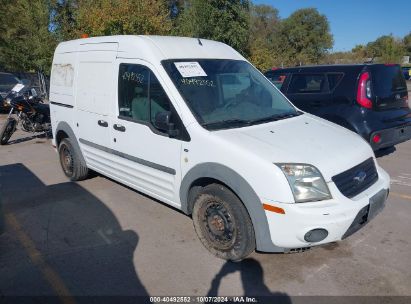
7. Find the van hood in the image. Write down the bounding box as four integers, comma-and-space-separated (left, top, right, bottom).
214, 113, 374, 181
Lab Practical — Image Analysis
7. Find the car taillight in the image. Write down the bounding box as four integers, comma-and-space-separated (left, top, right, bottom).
356, 72, 373, 109
372, 133, 381, 144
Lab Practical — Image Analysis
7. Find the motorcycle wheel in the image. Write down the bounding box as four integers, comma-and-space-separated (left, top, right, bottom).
21, 120, 32, 132
21, 123, 31, 132
0, 118, 17, 145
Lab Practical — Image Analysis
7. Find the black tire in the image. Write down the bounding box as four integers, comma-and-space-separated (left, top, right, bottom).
0, 118, 17, 145
192, 183, 256, 261
58, 138, 89, 181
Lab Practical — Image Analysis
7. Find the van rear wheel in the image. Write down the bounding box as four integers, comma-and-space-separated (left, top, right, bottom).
192, 184, 255, 261
58, 138, 89, 181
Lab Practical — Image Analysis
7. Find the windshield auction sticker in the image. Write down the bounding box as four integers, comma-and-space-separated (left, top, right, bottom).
175, 62, 207, 78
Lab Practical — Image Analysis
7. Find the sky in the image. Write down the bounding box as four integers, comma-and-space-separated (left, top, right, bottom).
254, 0, 411, 52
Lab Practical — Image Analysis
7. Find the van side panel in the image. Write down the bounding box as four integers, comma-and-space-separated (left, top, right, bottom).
50, 52, 77, 146
76, 58, 114, 115
74, 48, 117, 172
50, 52, 77, 107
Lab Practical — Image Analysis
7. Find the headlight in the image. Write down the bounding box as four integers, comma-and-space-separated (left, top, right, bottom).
276, 163, 332, 203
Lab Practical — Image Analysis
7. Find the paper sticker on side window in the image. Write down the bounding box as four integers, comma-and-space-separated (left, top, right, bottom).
174, 62, 207, 78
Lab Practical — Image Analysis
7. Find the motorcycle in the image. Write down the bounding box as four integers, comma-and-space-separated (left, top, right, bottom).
0, 84, 51, 145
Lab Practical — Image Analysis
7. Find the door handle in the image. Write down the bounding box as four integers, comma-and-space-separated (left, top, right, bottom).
98, 120, 108, 127
113, 124, 126, 132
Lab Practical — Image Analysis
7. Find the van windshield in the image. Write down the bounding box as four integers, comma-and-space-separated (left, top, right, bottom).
162, 59, 299, 130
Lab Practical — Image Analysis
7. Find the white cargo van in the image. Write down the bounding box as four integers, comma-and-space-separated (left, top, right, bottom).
50, 36, 390, 260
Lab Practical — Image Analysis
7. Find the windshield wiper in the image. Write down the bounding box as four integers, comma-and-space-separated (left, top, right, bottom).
248, 111, 303, 125
202, 112, 303, 130
201, 119, 252, 130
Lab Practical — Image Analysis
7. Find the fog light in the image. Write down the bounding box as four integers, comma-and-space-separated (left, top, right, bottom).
372, 133, 381, 144
304, 228, 328, 242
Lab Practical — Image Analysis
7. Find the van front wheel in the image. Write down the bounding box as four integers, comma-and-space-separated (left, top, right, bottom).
58, 138, 89, 181
192, 184, 255, 261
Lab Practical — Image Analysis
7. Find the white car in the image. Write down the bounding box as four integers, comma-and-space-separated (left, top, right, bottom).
50, 36, 390, 260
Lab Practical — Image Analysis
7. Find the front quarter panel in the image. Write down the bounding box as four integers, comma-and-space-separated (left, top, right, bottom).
179, 125, 294, 252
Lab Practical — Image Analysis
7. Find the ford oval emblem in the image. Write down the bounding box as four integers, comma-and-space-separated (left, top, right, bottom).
353, 171, 367, 184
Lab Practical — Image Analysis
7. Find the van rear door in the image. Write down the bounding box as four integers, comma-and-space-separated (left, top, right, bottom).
370, 64, 408, 110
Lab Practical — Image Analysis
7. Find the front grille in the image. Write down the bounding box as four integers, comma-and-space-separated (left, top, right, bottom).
332, 158, 378, 198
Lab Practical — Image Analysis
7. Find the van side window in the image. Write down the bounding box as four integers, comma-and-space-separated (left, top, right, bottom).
149, 72, 171, 126
118, 64, 170, 123
288, 74, 327, 94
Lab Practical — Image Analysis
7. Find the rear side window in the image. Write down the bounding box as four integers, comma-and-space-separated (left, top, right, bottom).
288, 74, 327, 93
118, 64, 170, 123
265, 73, 288, 89
327, 73, 344, 91
372, 65, 407, 96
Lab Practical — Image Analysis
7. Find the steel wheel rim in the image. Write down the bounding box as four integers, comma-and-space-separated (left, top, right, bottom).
60, 144, 74, 176
200, 200, 236, 250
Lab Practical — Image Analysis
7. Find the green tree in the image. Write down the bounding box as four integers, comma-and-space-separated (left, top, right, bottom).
176, 0, 250, 56
403, 32, 411, 55
50, 0, 79, 41
0, 0, 57, 73
366, 35, 404, 63
72, 0, 172, 37
248, 4, 280, 70
275, 8, 333, 66
352, 44, 367, 57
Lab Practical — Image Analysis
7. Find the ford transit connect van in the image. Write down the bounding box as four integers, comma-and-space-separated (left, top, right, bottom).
50, 36, 390, 261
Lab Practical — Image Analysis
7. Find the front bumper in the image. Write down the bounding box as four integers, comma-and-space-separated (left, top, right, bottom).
262, 165, 390, 250
370, 124, 411, 150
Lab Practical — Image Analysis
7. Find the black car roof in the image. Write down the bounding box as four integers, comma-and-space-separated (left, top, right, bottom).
265, 63, 399, 74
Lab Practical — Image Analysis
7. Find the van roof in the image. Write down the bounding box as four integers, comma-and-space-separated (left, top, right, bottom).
55, 35, 244, 62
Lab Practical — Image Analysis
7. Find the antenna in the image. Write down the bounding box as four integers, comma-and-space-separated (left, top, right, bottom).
198, 38, 203, 46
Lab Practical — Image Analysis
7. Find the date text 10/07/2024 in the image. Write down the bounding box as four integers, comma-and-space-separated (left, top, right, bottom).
150, 297, 258, 303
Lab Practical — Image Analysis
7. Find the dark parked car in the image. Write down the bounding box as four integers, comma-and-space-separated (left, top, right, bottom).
0, 195, 3, 236
0, 72, 22, 111
402, 66, 411, 80
265, 64, 411, 151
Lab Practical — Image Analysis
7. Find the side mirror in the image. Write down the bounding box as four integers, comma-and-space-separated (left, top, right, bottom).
154, 111, 179, 138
